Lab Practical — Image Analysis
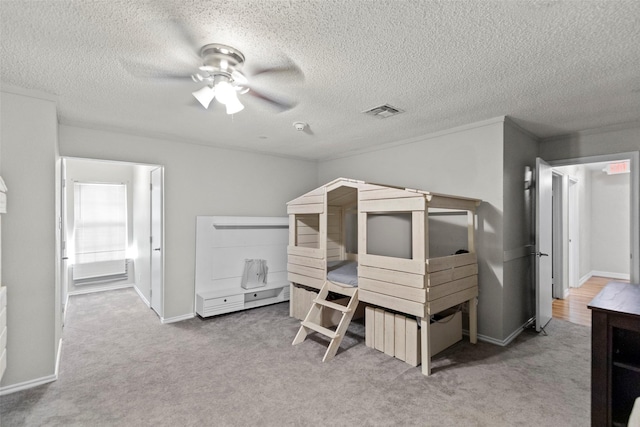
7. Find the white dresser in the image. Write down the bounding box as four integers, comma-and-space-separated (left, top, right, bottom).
0, 286, 7, 381
194, 216, 290, 318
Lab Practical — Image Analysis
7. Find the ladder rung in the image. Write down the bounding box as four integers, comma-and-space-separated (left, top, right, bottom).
313, 298, 350, 313
301, 321, 338, 339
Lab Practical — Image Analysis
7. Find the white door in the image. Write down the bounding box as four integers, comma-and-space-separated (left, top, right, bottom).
60, 158, 68, 322
535, 158, 553, 332
150, 167, 163, 317
568, 178, 580, 288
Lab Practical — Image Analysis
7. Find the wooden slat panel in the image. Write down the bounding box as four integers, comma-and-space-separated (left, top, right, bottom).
359, 183, 405, 192
426, 263, 478, 287
427, 196, 478, 211
327, 225, 341, 234
426, 275, 477, 301
297, 215, 319, 226
384, 311, 395, 357
326, 241, 341, 251
374, 308, 385, 351
426, 252, 477, 273
359, 265, 424, 288
359, 277, 426, 303
427, 286, 478, 315
297, 225, 320, 235
288, 245, 324, 259
326, 282, 357, 296
412, 210, 425, 262
297, 234, 319, 244
288, 195, 324, 206
360, 197, 425, 213
288, 255, 325, 270
394, 314, 406, 361
289, 215, 296, 246
287, 263, 325, 280
365, 306, 374, 348
287, 203, 324, 214
326, 248, 341, 259
359, 188, 417, 200
288, 272, 324, 290
360, 254, 425, 275
360, 290, 424, 317
405, 318, 420, 367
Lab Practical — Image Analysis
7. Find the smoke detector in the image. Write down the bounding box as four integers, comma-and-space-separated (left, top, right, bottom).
293, 122, 307, 131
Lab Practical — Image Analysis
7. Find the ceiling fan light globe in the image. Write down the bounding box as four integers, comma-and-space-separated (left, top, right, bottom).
225, 98, 244, 115
214, 81, 237, 104
192, 86, 216, 109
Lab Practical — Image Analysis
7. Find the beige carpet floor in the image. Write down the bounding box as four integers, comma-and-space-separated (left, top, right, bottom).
0, 288, 590, 426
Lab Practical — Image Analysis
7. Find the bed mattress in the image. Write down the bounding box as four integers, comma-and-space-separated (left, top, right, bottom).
327, 261, 358, 286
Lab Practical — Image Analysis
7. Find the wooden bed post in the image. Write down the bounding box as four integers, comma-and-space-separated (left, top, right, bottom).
420, 317, 431, 376
467, 206, 478, 344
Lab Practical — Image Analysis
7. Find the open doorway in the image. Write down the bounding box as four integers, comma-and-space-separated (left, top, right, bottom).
548, 156, 634, 326
59, 157, 164, 324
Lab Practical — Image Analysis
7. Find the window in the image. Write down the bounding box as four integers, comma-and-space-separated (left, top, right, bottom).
74, 182, 127, 265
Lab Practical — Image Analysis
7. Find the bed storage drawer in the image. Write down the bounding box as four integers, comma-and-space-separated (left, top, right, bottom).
365, 306, 461, 366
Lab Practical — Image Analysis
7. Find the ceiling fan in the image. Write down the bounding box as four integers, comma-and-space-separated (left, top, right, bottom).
192, 43, 306, 114
123, 39, 303, 115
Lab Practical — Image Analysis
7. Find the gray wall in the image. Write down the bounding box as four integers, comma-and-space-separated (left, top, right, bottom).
590, 169, 630, 276
0, 89, 60, 387
59, 125, 318, 321
502, 121, 539, 339
318, 119, 506, 341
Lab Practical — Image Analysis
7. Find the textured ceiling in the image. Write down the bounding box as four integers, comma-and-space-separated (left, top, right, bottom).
1, 0, 639, 160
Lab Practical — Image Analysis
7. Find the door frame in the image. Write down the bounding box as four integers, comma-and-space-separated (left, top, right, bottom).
548, 151, 639, 284
551, 171, 564, 299
150, 166, 164, 318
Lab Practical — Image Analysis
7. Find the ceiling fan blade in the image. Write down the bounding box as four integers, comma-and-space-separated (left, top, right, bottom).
249, 60, 304, 81
246, 88, 298, 112
119, 58, 192, 81
166, 18, 201, 59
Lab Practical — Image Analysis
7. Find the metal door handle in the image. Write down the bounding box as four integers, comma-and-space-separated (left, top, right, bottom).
536, 252, 549, 257
154, 248, 161, 251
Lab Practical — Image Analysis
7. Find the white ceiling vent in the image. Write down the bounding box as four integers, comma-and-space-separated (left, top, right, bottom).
362, 104, 404, 118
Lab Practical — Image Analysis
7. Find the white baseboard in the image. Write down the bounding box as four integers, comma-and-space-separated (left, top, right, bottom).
134, 285, 150, 307
0, 338, 63, 396
578, 272, 592, 287
67, 283, 133, 296
466, 316, 535, 347
591, 270, 630, 281
0, 373, 57, 396
55, 338, 63, 378
161, 313, 195, 324
563, 288, 570, 299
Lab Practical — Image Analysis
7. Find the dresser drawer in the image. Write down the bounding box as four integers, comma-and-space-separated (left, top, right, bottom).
204, 294, 244, 308
0, 306, 5, 332
196, 293, 244, 317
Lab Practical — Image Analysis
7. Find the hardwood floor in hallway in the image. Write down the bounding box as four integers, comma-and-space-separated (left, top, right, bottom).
552, 276, 616, 327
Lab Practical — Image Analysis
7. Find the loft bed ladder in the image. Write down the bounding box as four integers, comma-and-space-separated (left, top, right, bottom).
292, 281, 359, 362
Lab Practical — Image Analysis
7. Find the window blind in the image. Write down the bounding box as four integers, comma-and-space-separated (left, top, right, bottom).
74, 182, 127, 267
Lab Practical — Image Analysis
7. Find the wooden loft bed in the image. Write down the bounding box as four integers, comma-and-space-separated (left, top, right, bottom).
287, 177, 481, 375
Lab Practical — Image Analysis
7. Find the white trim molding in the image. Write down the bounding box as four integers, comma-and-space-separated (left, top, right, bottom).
590, 271, 631, 281
464, 316, 535, 347
161, 313, 195, 324
0, 374, 57, 396
134, 285, 151, 307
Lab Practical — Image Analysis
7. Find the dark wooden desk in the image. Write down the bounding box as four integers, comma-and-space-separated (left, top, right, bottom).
588, 281, 640, 427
